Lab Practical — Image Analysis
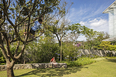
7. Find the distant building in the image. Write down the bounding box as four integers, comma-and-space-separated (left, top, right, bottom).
103, 1, 116, 41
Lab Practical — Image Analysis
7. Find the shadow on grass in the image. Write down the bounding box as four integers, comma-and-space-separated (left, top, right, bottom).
15, 66, 85, 77
106, 58, 116, 63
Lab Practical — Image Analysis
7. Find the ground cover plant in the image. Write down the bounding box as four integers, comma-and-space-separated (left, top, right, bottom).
60, 57, 96, 66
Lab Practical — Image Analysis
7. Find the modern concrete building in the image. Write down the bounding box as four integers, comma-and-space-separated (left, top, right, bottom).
103, 0, 116, 41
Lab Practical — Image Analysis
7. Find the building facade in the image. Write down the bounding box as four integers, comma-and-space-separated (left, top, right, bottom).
103, 1, 116, 41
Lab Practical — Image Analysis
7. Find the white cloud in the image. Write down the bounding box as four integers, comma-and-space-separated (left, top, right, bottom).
89, 18, 107, 27
80, 18, 109, 33
77, 35, 86, 41
80, 21, 86, 26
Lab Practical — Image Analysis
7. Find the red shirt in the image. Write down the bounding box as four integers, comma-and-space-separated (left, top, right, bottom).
51, 58, 54, 61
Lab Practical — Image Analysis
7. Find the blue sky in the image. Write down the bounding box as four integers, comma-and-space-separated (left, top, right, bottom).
65, 0, 115, 41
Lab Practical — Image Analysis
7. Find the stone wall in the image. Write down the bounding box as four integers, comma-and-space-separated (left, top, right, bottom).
79, 49, 116, 57
0, 63, 67, 71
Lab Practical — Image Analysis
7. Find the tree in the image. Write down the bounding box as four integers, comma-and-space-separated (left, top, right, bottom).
43, 1, 73, 62
63, 23, 82, 42
0, 0, 60, 77
80, 26, 109, 50
93, 32, 109, 46
81, 26, 98, 50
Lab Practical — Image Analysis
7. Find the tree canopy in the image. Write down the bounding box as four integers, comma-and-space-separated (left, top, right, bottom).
0, 0, 61, 77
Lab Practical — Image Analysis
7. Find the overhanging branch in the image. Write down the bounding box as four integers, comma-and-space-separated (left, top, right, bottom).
27, 32, 44, 43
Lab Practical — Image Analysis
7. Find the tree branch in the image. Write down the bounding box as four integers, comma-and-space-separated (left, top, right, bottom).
0, 7, 5, 27
14, 44, 26, 59
56, 34, 60, 43
0, 33, 8, 60
25, 16, 31, 41
0, 19, 5, 27
14, 41, 20, 57
26, 32, 44, 43
10, 60, 15, 68
3, 0, 15, 27
15, 6, 25, 25
10, 38, 18, 44
2, 32, 14, 60
7, 0, 10, 10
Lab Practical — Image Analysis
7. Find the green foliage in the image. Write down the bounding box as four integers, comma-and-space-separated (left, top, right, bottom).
19, 0, 26, 6
99, 41, 116, 51
93, 41, 116, 51
0, 49, 6, 65
61, 57, 96, 67
25, 36, 60, 63
0, 56, 5, 65
99, 41, 111, 50
62, 42, 80, 61
13, 0, 60, 16
82, 32, 109, 50
68, 23, 81, 33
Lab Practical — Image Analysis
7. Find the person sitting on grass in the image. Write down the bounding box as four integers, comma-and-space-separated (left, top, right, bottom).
24, 18, 43, 36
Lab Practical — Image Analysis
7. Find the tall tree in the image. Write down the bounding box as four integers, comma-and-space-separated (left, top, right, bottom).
43, 1, 72, 62
46, 17, 69, 62
0, 0, 60, 77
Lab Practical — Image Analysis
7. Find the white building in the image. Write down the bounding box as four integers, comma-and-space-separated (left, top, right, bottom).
103, 1, 116, 41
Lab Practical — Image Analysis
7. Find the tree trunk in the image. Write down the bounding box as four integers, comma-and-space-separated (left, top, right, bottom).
59, 40, 62, 62
7, 66, 15, 77
6, 61, 15, 77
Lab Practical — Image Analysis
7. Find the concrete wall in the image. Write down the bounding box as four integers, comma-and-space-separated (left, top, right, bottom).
79, 49, 116, 57
0, 63, 67, 71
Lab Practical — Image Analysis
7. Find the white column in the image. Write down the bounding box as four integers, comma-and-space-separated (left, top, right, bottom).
109, 11, 114, 38
114, 7, 116, 38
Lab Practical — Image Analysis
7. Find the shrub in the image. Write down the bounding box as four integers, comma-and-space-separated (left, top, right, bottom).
94, 41, 116, 51
62, 42, 80, 61
61, 57, 96, 67
25, 41, 60, 63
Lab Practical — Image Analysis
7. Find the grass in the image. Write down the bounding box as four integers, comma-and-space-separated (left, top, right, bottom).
0, 57, 116, 77
63, 58, 116, 77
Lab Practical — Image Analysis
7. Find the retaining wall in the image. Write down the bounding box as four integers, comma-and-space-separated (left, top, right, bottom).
79, 49, 116, 56
0, 63, 67, 71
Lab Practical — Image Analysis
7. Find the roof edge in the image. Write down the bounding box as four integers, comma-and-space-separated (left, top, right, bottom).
103, 1, 116, 14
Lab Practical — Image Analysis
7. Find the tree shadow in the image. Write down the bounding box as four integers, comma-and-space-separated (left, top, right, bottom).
15, 66, 85, 77
106, 58, 116, 63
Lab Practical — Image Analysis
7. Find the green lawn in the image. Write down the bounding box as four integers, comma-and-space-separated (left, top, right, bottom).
0, 58, 116, 77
